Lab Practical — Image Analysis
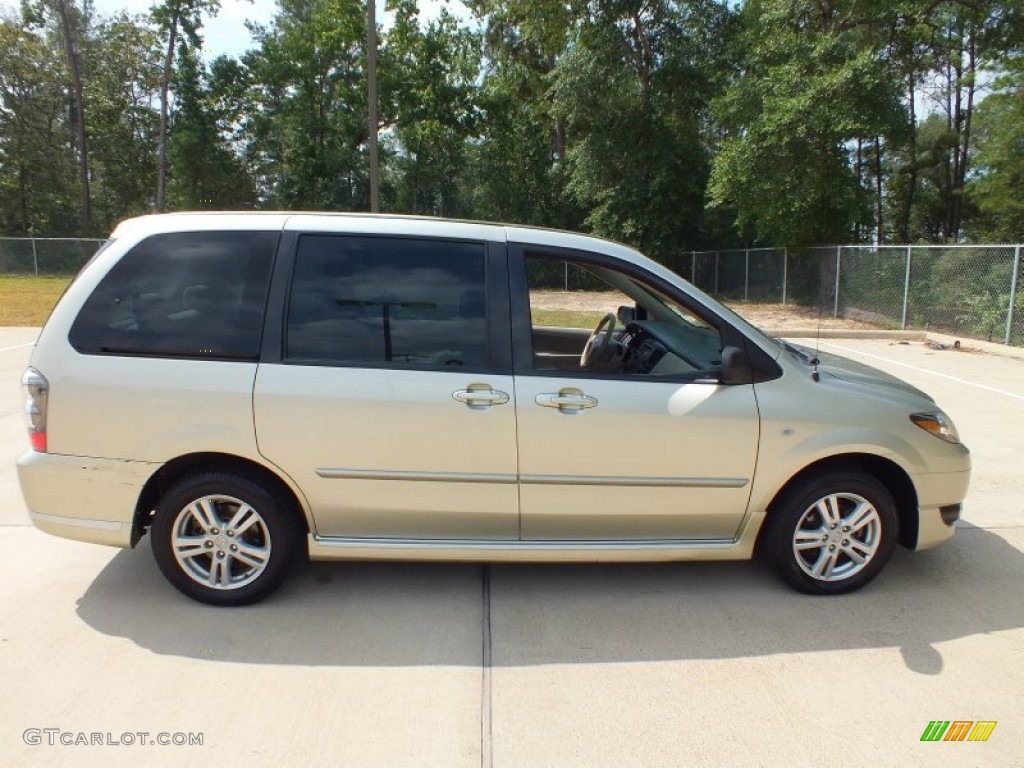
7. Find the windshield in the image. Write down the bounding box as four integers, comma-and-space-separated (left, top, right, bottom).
661, 273, 790, 358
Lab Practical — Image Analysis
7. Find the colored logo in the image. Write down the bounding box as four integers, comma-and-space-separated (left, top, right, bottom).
920, 721, 997, 742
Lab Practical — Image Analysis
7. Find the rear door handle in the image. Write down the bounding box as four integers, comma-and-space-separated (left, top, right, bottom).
453, 384, 510, 410
535, 388, 598, 414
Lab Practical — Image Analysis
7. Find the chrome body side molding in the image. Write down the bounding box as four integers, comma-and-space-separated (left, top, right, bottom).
315, 468, 748, 489
307, 534, 753, 563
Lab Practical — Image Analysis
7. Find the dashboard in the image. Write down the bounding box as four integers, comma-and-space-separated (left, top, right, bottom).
618, 320, 723, 375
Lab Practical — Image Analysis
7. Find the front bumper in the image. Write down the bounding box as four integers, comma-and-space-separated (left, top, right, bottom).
17, 451, 156, 548
912, 468, 971, 550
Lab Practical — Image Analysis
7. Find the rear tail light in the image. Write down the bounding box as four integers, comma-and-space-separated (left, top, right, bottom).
22, 367, 48, 452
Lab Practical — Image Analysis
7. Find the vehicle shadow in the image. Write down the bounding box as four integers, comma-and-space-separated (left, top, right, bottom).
75, 523, 1022, 675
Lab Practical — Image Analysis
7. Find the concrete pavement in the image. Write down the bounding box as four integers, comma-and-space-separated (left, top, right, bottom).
1, 328, 1021, 767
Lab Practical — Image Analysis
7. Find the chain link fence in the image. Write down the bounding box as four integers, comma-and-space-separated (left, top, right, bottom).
686, 245, 1024, 347
0, 237, 106, 276
3, 236, 1022, 347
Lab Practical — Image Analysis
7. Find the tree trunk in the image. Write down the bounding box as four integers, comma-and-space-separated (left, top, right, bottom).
156, 5, 180, 211
946, 16, 964, 241
941, 37, 954, 241
899, 73, 917, 244
854, 138, 863, 242
873, 136, 883, 243
18, 164, 30, 234
367, 0, 379, 212
553, 116, 566, 162
55, 0, 90, 233
950, 29, 977, 241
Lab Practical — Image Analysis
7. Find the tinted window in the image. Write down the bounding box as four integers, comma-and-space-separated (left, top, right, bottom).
287, 236, 487, 368
70, 231, 278, 359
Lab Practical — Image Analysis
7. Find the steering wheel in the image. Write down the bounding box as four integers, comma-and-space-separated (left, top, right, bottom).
580, 312, 617, 369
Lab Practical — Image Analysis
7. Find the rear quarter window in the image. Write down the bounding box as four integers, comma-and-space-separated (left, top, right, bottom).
69, 231, 279, 359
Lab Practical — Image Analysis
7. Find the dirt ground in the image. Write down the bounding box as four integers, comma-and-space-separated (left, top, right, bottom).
532, 290, 876, 330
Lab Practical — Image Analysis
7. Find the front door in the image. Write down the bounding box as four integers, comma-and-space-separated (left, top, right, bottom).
254, 231, 519, 539
511, 247, 760, 540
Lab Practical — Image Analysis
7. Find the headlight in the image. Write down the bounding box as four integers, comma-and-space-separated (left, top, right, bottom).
910, 412, 960, 444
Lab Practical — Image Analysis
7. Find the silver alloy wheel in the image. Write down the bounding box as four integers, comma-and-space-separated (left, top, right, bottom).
171, 495, 272, 590
791, 492, 882, 582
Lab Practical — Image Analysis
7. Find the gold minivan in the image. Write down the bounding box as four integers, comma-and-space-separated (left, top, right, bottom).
18, 213, 970, 604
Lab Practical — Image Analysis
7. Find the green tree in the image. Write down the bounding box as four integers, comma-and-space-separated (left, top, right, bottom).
383, 0, 481, 216
882, 0, 1022, 243
708, 0, 904, 248
555, 0, 735, 258
464, 0, 584, 229
0, 18, 77, 235
966, 57, 1024, 241
22, 0, 94, 232
167, 49, 258, 210
151, 0, 219, 211
86, 12, 161, 231
244, 0, 370, 209
52, 0, 91, 231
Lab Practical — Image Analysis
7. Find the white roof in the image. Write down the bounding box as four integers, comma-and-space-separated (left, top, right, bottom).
109, 211, 650, 267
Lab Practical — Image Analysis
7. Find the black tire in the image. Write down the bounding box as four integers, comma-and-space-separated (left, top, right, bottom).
763, 471, 898, 595
150, 472, 303, 606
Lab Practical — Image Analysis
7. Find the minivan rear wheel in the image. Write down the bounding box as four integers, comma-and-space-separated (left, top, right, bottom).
765, 472, 898, 595
150, 473, 302, 606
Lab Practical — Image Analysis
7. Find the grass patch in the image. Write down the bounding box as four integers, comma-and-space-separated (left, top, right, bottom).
0, 279, 610, 329
531, 308, 605, 329
0, 275, 71, 326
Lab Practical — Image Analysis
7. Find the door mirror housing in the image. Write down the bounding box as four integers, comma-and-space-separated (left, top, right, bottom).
720, 345, 753, 385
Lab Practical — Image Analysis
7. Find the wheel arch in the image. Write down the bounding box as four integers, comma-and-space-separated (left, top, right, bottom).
131, 452, 311, 546
755, 453, 919, 553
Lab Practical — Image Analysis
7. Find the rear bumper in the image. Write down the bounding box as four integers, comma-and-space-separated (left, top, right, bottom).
16, 451, 156, 548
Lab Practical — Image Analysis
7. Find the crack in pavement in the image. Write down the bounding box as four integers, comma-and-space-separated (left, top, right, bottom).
481, 564, 493, 768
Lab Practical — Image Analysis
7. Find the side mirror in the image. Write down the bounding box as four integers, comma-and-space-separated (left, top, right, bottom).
616, 305, 636, 324
720, 345, 753, 385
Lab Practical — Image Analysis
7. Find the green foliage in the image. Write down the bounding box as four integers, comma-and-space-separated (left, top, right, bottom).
463, 0, 584, 230
956, 290, 1011, 341
384, 1, 482, 216
244, 0, 370, 209
708, 0, 904, 247
967, 57, 1024, 242
0, 17, 78, 235
0, 0, 1023, 256
466, 59, 580, 227
555, 0, 735, 258
167, 49, 258, 210
150, 0, 220, 48
86, 12, 162, 230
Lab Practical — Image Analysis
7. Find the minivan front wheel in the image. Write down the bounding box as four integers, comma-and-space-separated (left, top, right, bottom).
151, 473, 301, 606
766, 472, 898, 595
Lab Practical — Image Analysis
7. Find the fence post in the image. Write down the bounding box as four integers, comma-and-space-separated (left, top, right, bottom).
833, 246, 842, 318
744, 249, 750, 301
691, 251, 696, 284
1006, 244, 1022, 345
31, 237, 39, 276
901, 245, 912, 330
781, 248, 788, 305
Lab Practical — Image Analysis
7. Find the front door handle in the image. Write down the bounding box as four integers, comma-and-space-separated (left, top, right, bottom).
535, 388, 598, 414
453, 384, 510, 410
